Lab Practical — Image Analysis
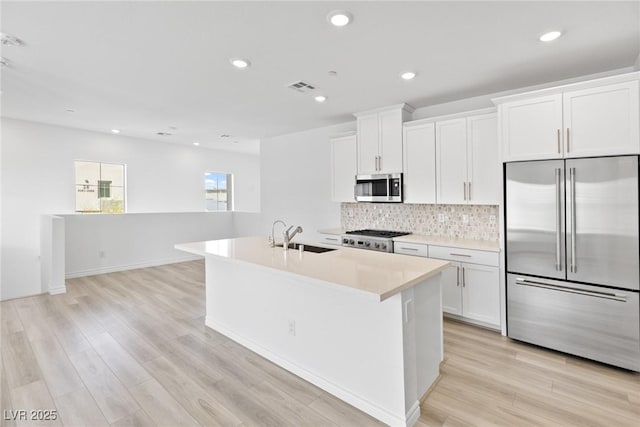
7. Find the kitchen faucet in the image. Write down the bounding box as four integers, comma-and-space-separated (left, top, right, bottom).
270, 220, 286, 247
283, 225, 303, 249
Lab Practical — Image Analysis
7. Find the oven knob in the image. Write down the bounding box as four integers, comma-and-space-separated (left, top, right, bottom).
349, 239, 355, 245
374, 242, 380, 249
342, 238, 349, 244
364, 241, 371, 247
381, 243, 387, 250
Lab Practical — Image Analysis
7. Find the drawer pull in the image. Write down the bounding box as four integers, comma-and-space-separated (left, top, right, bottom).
515, 278, 627, 302
400, 247, 419, 251
325, 237, 338, 241
450, 253, 471, 257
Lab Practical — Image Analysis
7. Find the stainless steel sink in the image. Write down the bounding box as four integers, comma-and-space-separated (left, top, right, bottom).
275, 243, 337, 253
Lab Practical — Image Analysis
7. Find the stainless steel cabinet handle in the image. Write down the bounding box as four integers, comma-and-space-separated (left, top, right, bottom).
463, 182, 467, 201
557, 129, 561, 154
450, 253, 471, 257
378, 156, 382, 171
555, 168, 562, 271
325, 237, 338, 241
566, 128, 571, 153
515, 278, 627, 302
456, 266, 460, 287
468, 182, 472, 200
374, 156, 379, 171
462, 267, 466, 287
400, 247, 419, 251
570, 167, 577, 273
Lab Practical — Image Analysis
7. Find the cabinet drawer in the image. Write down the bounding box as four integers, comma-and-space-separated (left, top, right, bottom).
429, 245, 498, 266
394, 242, 428, 257
318, 235, 342, 246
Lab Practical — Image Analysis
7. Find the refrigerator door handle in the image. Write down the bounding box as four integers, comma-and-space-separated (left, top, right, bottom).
514, 278, 628, 302
570, 167, 577, 273
555, 168, 562, 271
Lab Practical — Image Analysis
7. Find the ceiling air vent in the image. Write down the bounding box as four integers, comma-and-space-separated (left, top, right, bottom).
287, 80, 317, 93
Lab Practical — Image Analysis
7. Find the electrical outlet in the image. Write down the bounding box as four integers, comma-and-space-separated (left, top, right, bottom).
489, 215, 496, 225
438, 213, 445, 223
462, 214, 469, 224
288, 320, 296, 336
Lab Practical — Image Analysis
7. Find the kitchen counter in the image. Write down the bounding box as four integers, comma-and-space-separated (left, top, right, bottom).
175, 236, 446, 426
393, 234, 500, 252
176, 236, 448, 302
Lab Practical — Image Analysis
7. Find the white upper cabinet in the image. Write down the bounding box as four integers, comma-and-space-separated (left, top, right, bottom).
500, 94, 563, 161
496, 74, 640, 161
355, 104, 413, 175
467, 113, 500, 204
435, 111, 499, 205
436, 118, 468, 204
563, 81, 640, 158
402, 122, 436, 204
330, 133, 357, 203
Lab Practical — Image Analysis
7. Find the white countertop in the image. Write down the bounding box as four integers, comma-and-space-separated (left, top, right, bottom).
318, 228, 500, 252
175, 236, 449, 302
392, 234, 500, 252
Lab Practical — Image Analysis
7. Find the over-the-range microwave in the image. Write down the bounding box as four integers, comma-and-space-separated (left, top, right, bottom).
354, 173, 403, 203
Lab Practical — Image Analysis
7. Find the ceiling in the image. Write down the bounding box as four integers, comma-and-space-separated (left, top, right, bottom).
1, 1, 639, 154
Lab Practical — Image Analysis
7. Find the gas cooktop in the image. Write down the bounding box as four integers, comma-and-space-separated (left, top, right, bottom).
345, 229, 411, 239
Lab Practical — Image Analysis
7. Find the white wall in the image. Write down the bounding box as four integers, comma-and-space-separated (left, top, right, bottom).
255, 122, 355, 243
1, 118, 260, 300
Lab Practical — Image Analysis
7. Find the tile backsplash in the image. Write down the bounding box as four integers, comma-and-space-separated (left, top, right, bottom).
341, 203, 499, 241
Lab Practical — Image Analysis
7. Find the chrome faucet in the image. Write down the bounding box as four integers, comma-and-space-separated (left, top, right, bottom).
283, 225, 303, 249
270, 220, 286, 247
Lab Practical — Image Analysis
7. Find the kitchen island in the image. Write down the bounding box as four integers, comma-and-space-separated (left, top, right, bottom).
175, 236, 449, 427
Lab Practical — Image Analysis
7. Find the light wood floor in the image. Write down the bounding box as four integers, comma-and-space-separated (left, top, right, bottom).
0, 260, 638, 427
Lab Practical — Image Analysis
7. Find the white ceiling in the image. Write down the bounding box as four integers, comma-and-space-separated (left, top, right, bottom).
1, 1, 639, 154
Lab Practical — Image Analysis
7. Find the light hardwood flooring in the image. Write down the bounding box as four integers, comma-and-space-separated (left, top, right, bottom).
0, 260, 638, 426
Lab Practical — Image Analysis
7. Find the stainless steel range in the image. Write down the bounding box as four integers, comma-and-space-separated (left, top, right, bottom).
341, 229, 411, 252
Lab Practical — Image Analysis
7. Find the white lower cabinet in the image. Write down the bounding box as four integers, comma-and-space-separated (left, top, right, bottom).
394, 241, 501, 329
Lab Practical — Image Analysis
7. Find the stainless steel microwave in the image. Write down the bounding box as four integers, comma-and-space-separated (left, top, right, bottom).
354, 173, 403, 202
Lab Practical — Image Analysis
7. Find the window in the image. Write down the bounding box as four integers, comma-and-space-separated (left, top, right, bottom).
75, 161, 125, 213
205, 172, 232, 211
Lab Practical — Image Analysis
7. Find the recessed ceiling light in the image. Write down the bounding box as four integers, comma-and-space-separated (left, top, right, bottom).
193, 141, 200, 146
230, 58, 250, 69
328, 70, 338, 76
0, 33, 23, 46
157, 132, 172, 136
111, 129, 120, 134
314, 95, 327, 103
401, 71, 416, 80
327, 10, 353, 27
539, 31, 562, 42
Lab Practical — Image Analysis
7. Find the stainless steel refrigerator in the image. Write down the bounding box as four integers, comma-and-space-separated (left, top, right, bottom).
506, 156, 640, 371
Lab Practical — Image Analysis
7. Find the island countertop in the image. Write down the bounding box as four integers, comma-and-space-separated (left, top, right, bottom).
176, 236, 449, 302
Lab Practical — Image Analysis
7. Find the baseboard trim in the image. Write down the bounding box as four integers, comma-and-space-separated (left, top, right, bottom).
420, 373, 442, 403
48, 286, 67, 295
205, 316, 416, 427
65, 255, 203, 279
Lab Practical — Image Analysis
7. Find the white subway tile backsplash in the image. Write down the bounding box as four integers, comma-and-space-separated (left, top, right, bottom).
341, 203, 499, 241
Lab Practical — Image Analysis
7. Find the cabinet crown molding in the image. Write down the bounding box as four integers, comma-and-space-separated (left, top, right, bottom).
353, 103, 415, 117
492, 71, 640, 105
404, 107, 496, 128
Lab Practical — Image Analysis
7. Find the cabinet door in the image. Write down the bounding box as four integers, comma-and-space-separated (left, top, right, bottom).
461, 263, 500, 326
563, 81, 640, 158
467, 113, 500, 204
403, 123, 436, 203
379, 109, 403, 173
331, 135, 357, 202
356, 114, 379, 174
501, 94, 563, 161
441, 262, 462, 316
436, 118, 468, 204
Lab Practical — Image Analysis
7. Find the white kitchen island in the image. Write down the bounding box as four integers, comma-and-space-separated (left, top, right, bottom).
175, 236, 449, 427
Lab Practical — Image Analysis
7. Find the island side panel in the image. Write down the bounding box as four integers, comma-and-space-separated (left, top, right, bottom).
204, 255, 411, 426
410, 273, 443, 401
